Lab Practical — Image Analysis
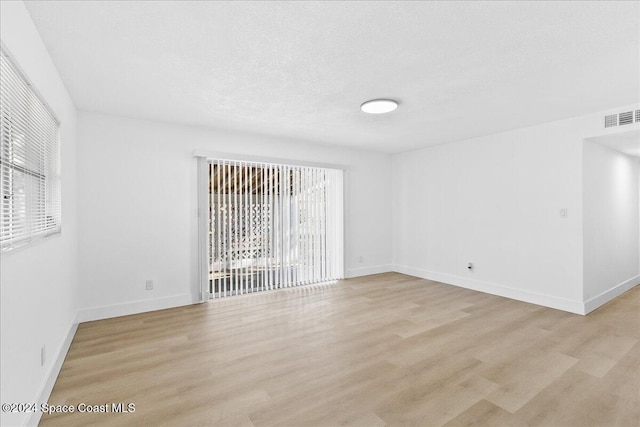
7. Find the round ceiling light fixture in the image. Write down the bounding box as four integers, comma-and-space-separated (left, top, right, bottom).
360, 98, 398, 114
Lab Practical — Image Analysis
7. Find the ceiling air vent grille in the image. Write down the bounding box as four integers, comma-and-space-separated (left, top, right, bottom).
619, 111, 634, 126
604, 110, 640, 128
604, 114, 617, 128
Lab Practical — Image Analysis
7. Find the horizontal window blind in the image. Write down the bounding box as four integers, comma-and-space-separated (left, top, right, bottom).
1, 48, 61, 252
201, 159, 343, 298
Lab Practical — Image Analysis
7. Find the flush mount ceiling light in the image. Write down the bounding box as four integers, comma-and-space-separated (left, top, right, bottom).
360, 99, 398, 114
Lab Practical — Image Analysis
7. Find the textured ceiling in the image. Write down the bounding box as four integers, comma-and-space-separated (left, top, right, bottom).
23, 1, 640, 153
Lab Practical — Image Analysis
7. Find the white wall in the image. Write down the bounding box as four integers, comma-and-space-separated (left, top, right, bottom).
392, 117, 586, 311
392, 116, 589, 313
76, 112, 392, 321
583, 141, 639, 310
0, 2, 78, 426
391, 106, 640, 314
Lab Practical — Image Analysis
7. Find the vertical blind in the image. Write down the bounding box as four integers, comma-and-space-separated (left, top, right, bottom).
0, 48, 61, 252
199, 158, 344, 298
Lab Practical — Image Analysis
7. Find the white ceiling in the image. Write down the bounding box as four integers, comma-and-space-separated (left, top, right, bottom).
24, 1, 640, 153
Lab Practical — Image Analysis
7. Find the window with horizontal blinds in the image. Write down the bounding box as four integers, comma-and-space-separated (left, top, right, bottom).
1, 48, 61, 252
198, 158, 344, 299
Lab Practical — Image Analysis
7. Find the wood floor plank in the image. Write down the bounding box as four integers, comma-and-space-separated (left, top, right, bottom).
40, 273, 640, 426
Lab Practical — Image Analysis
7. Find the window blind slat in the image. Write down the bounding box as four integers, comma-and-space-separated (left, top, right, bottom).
1, 49, 61, 252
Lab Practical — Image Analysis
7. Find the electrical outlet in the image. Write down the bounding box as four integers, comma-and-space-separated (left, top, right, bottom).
41, 345, 46, 366
145, 280, 154, 290
560, 208, 568, 218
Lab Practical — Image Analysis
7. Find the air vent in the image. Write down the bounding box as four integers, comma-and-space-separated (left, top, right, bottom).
604, 114, 617, 128
619, 111, 633, 126
604, 110, 640, 128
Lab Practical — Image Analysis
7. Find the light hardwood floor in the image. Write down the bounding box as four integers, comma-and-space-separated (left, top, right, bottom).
41, 273, 639, 426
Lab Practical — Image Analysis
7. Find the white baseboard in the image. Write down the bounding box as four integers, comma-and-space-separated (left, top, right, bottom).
77, 293, 198, 323
392, 265, 585, 315
26, 322, 78, 427
583, 275, 640, 314
346, 264, 393, 278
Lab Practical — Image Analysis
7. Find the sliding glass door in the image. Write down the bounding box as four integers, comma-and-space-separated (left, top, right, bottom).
198, 158, 343, 299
